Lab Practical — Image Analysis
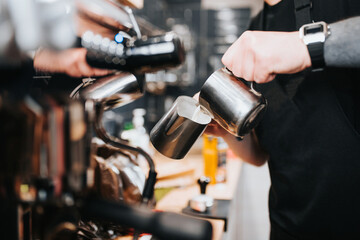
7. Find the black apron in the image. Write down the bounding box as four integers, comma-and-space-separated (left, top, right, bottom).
249, 1, 360, 239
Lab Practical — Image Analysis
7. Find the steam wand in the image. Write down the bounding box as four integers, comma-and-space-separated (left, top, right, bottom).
93, 102, 157, 205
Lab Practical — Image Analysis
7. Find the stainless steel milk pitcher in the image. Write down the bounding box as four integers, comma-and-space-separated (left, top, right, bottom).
199, 67, 267, 138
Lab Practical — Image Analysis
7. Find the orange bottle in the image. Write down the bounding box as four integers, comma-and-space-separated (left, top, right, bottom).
202, 135, 218, 184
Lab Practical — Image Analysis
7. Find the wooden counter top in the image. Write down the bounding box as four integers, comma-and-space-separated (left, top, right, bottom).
152, 143, 243, 240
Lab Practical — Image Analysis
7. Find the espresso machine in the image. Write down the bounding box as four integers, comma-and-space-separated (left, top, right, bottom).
0, 0, 212, 239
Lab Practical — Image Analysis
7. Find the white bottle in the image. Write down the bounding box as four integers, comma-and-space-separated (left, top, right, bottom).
132, 108, 150, 153
121, 108, 152, 167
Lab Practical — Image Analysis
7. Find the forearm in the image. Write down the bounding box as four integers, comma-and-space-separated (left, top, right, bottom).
222, 130, 268, 166
325, 16, 360, 68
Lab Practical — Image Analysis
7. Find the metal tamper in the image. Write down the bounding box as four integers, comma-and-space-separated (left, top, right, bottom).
189, 176, 214, 212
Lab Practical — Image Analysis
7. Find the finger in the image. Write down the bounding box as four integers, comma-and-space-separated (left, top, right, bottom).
227, 31, 256, 78
265, 73, 276, 83
204, 121, 228, 137
228, 40, 249, 78
193, 92, 200, 101
241, 48, 255, 81
222, 47, 242, 77
222, 48, 236, 70
204, 124, 218, 136
221, 37, 240, 69
77, 62, 96, 77
93, 68, 114, 76
66, 67, 83, 78
254, 59, 277, 83
65, 71, 78, 78
253, 58, 270, 83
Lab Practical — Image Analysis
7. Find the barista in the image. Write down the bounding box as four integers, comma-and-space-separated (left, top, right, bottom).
205, 0, 360, 239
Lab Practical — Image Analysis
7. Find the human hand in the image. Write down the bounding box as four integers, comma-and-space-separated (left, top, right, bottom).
222, 31, 311, 83
34, 48, 113, 78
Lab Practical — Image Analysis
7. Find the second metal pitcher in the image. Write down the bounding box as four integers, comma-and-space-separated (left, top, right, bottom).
150, 96, 212, 159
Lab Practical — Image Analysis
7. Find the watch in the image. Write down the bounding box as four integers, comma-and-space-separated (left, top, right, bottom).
299, 21, 331, 70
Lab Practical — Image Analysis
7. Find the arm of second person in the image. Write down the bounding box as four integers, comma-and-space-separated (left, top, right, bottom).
34, 48, 113, 78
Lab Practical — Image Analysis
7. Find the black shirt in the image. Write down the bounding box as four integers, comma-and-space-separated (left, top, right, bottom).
250, 0, 360, 239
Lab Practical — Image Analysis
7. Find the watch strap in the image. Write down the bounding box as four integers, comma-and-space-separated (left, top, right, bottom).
294, 0, 313, 29
307, 41, 325, 70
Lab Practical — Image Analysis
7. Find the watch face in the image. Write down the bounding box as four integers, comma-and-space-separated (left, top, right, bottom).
299, 21, 329, 45
305, 24, 324, 34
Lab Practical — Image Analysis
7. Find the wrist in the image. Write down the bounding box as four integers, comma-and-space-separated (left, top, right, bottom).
34, 48, 60, 73
294, 31, 312, 69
